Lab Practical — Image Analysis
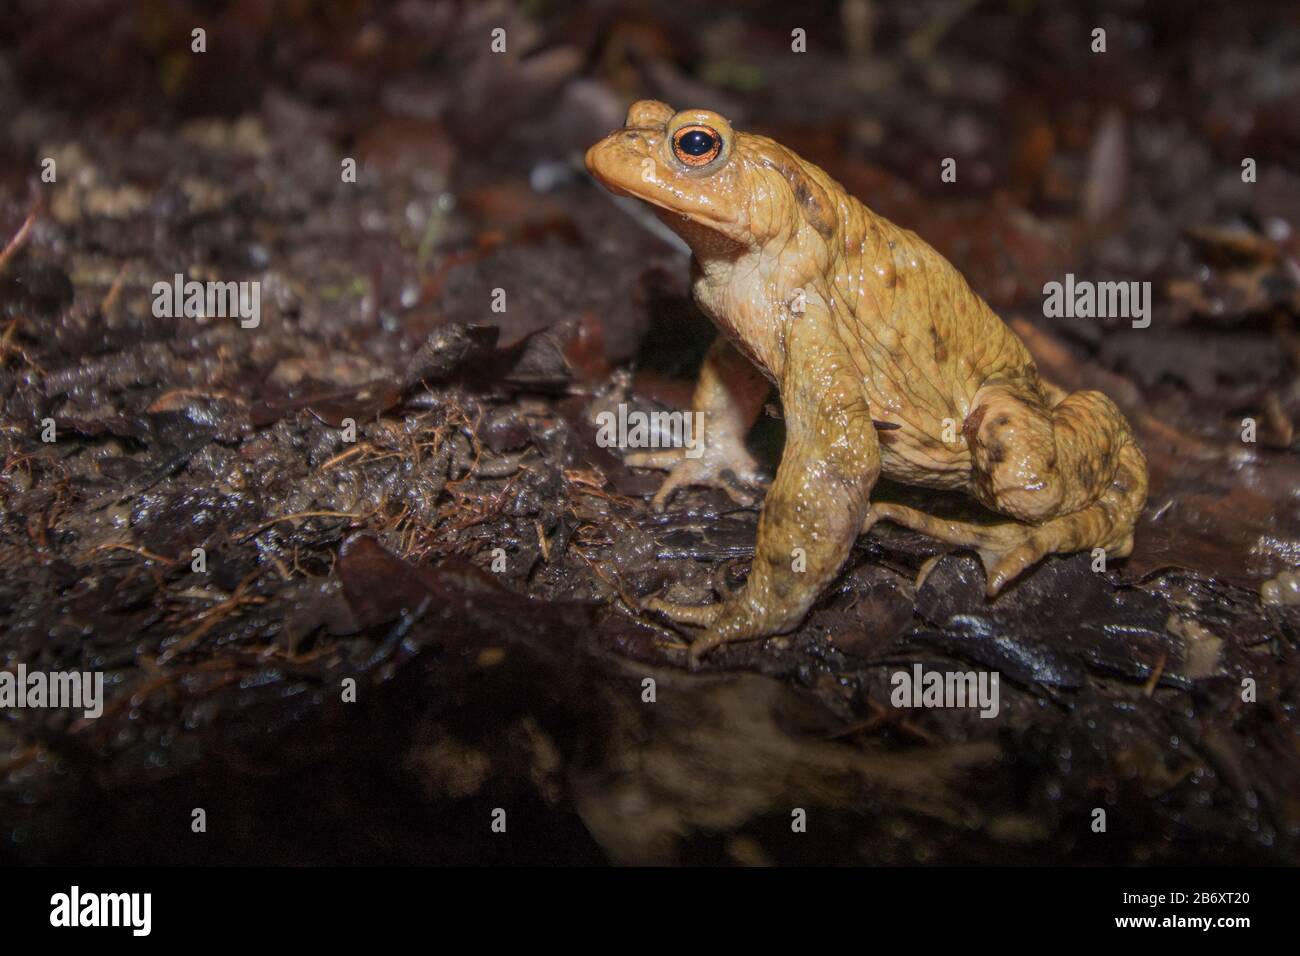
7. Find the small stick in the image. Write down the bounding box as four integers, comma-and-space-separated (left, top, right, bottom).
0, 211, 35, 272
1143, 652, 1167, 697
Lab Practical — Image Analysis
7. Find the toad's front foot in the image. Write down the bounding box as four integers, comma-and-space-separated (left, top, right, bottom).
642, 594, 788, 667
643, 595, 723, 629
625, 439, 767, 511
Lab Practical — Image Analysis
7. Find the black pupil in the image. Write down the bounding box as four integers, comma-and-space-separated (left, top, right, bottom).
678, 130, 716, 157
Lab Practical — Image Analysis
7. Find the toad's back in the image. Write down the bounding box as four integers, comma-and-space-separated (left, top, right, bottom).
820, 185, 1041, 489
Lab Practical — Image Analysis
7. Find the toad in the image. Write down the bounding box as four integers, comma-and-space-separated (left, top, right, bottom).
586, 100, 1148, 662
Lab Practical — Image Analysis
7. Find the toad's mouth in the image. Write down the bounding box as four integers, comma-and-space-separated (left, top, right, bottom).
601, 180, 744, 248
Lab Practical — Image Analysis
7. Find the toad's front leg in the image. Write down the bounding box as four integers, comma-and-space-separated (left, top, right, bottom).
627, 336, 770, 509
648, 326, 881, 663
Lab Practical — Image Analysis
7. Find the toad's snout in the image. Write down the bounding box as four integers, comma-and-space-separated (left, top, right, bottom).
585, 131, 653, 195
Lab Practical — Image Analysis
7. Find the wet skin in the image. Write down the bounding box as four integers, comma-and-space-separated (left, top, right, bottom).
586, 100, 1148, 663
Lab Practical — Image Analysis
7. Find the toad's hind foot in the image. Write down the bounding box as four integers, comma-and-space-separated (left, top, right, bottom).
863, 502, 1037, 594
864, 494, 1136, 597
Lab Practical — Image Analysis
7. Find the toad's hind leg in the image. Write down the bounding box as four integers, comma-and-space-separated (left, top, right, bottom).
865, 381, 1148, 595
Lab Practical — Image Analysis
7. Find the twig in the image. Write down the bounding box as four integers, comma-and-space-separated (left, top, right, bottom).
84, 542, 179, 564
0, 211, 35, 272
99, 261, 129, 314
1143, 652, 1167, 697
238, 509, 365, 541
154, 569, 267, 665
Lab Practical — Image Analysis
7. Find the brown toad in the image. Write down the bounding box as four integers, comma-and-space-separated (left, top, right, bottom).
586, 100, 1148, 662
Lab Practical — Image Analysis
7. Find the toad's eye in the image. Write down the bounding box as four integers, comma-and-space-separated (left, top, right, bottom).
672, 125, 722, 166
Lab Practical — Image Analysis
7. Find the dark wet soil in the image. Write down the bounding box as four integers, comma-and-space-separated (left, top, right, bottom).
0, 0, 1297, 865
